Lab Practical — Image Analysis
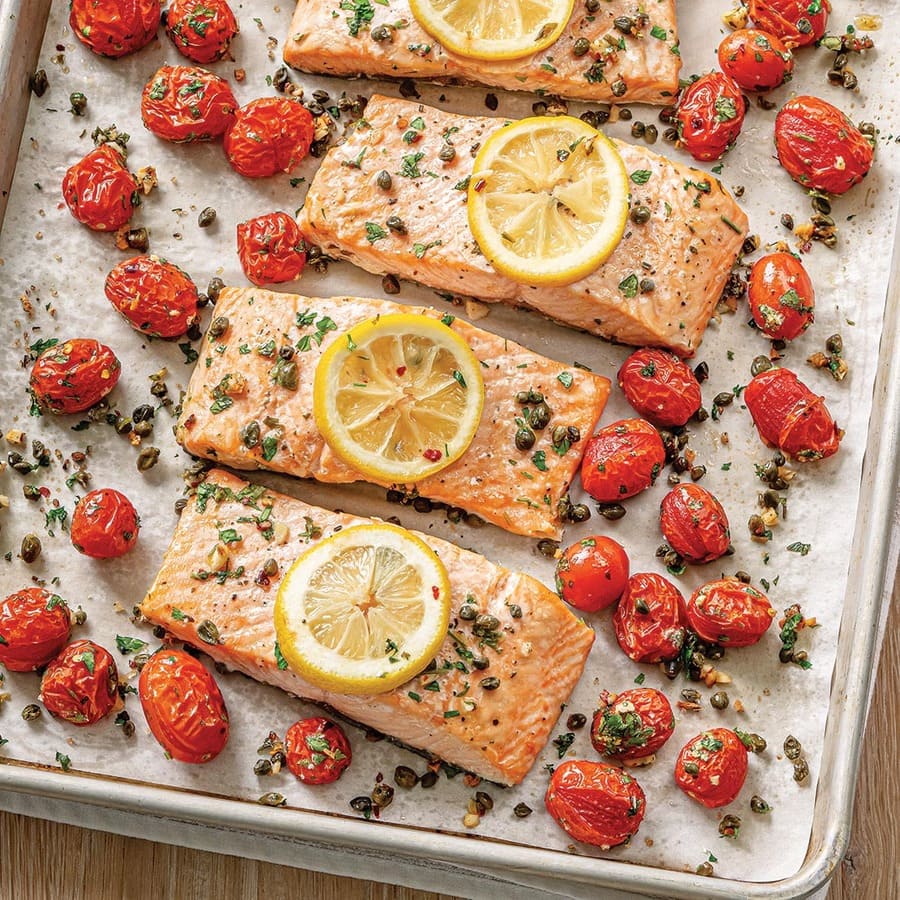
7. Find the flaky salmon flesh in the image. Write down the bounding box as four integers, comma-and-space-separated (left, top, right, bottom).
298, 95, 749, 357
141, 469, 595, 785
284, 0, 680, 105
176, 289, 610, 540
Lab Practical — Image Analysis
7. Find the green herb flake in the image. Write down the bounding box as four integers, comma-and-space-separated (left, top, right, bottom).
630, 169, 652, 184
618, 274, 639, 298
787, 541, 811, 556
650, 25, 668, 40
557, 371, 573, 389
365, 222, 388, 243
55, 751, 71, 771
115, 635, 147, 655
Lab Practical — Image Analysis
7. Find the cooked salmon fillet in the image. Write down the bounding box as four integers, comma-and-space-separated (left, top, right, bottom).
176, 288, 610, 539
141, 469, 595, 784
298, 95, 749, 357
284, 0, 680, 105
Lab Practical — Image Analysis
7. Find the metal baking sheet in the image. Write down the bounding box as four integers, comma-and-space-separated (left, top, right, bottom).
1, 1, 898, 897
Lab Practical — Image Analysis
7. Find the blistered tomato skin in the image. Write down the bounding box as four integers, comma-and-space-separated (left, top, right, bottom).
555, 536, 630, 614
748, 0, 829, 48
70, 0, 161, 58
775, 96, 874, 195
744, 367, 842, 461
40, 640, 119, 726
236, 212, 308, 286
613, 572, 686, 663
141, 66, 237, 143
285, 717, 353, 784
748, 252, 815, 340
105, 256, 199, 338
62, 145, 138, 231
0, 589, 71, 672
70, 488, 141, 559
30, 339, 122, 415
165, 0, 239, 64
686, 579, 776, 647
581, 419, 666, 503
660, 483, 731, 565
545, 760, 646, 849
675, 72, 746, 162
591, 688, 675, 762
139, 650, 230, 763
717, 28, 794, 92
224, 98, 315, 178
617, 348, 702, 428
675, 728, 749, 808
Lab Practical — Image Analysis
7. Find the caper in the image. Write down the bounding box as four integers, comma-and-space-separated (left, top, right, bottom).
751, 355, 773, 377
136, 446, 160, 471
567, 713, 587, 730
371, 783, 394, 808
30, 69, 49, 97
471, 655, 490, 670
611, 79, 627, 97
133, 420, 153, 437
459, 604, 477, 621
658, 105, 677, 124
254, 758, 273, 776
207, 277, 225, 303
23, 484, 41, 501
350, 796, 373, 815
696, 862, 714, 877
640, 278, 655, 294
630, 121, 645, 139
530, 401, 551, 431
278, 344, 295, 361
272, 65, 291, 92
386, 215, 406, 234
474, 614, 500, 633
208, 316, 229, 338
842, 70, 858, 91
508, 603, 522, 619
262, 558, 279, 578
376, 169, 393, 190
258, 792, 286, 807
537, 538, 559, 558
20, 534, 41, 564
21, 704, 42, 721
598, 503, 626, 521
274, 360, 299, 390
614, 15, 634, 33
198, 207, 217, 228
644, 124, 658, 144
394, 765, 419, 788
630, 204, 651, 225
370, 23, 393, 41
513, 802, 533, 818
515, 426, 536, 451
750, 795, 772, 814
781, 212, 795, 230
714, 391, 734, 407
69, 91, 88, 116
663, 126, 678, 143
240, 420, 261, 448
690, 465, 706, 482
516, 389, 544, 404
718, 814, 741, 838
826, 333, 843, 355
783, 734, 802, 760
133, 404, 155, 423
382, 274, 400, 294
793, 758, 810, 783
480, 676, 501, 691
438, 143, 456, 162
673, 455, 689, 474
420, 771, 438, 789
570, 503, 591, 523
694, 406, 709, 423
681, 688, 700, 703
683, 761, 700, 776
710, 691, 729, 710
475, 790, 494, 811
735, 570, 751, 584
572, 37, 590, 57
197, 619, 221, 645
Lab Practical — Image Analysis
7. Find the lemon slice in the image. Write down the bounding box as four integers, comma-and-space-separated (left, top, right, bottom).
467, 116, 630, 286
313, 313, 485, 484
409, 0, 574, 61
274, 523, 451, 695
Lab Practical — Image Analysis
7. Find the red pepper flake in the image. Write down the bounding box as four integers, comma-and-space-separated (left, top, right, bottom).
432, 585, 440, 599
423, 448, 442, 462
396, 366, 407, 376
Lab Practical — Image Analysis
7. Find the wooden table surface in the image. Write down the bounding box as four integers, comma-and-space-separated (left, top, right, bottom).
2, 577, 896, 900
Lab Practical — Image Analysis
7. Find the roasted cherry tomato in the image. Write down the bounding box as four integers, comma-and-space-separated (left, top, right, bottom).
141, 65, 237, 143
581, 419, 666, 503
717, 28, 794, 92
284, 717, 352, 784
591, 688, 675, 762
70, 488, 140, 559
236, 212, 308, 286
617, 348, 702, 428
0, 588, 71, 672
40, 640, 119, 726
676, 72, 746, 162
165, 0, 239, 63
545, 759, 646, 849
747, 252, 814, 340
775, 95, 874, 195
62, 145, 138, 231
30, 338, 121, 415
224, 98, 315, 178
613, 572, 686, 663
70, 0, 161, 58
744, 367, 842, 461
686, 578, 776, 647
139, 649, 230, 763
748, 0, 829, 48
555, 536, 630, 614
105, 255, 199, 338
674, 728, 749, 808
660, 483, 731, 565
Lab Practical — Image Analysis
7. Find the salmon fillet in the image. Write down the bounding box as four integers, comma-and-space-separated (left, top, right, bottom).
284, 0, 680, 105
140, 469, 595, 785
176, 288, 610, 539
297, 95, 749, 357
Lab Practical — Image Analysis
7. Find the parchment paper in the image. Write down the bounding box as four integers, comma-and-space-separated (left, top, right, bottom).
0, 0, 898, 887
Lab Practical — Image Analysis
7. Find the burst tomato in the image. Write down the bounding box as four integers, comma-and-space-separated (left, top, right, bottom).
581, 419, 665, 503
617, 348, 702, 428
660, 483, 731, 565
748, 252, 814, 340
555, 536, 630, 614
105, 255, 199, 338
70, 488, 141, 559
674, 728, 748, 808
591, 688, 674, 762
236, 212, 308, 285
224, 98, 315, 178
30, 338, 121, 415
62, 145, 138, 231
141, 65, 237, 143
165, 0, 239, 64
676, 72, 746, 162
70, 0, 161, 58
748, 0, 829, 48
686, 578, 776, 647
0, 588, 71, 672
613, 572, 686, 663
139, 649, 230, 763
285, 717, 352, 784
717, 28, 794, 92
744, 367, 842, 461
774, 95, 874, 195
40, 640, 119, 726
545, 760, 646, 849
